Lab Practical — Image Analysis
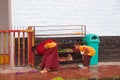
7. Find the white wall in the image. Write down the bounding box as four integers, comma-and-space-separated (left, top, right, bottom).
12, 0, 120, 36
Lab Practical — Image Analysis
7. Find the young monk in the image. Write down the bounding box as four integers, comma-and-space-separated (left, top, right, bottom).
74, 42, 95, 72
32, 39, 59, 73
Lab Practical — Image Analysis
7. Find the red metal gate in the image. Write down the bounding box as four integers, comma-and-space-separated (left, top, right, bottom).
0, 27, 34, 70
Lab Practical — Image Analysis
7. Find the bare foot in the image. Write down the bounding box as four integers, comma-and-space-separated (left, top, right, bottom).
39, 70, 47, 73
81, 67, 89, 72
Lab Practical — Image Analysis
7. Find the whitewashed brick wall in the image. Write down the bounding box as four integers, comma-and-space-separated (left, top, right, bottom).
12, 0, 120, 36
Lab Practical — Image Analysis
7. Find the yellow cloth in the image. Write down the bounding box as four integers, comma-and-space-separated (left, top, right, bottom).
44, 42, 57, 49
79, 45, 95, 56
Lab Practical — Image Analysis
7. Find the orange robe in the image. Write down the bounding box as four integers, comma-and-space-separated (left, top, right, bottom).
79, 45, 96, 67
79, 45, 95, 56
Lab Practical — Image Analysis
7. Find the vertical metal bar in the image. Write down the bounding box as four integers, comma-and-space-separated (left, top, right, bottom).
27, 32, 30, 65
22, 32, 25, 66
3, 32, 6, 70
8, 32, 10, 65
27, 26, 33, 66
13, 32, 16, 66
18, 32, 20, 66
33, 26, 35, 67
32, 29, 34, 68
84, 25, 86, 36
33, 26, 35, 43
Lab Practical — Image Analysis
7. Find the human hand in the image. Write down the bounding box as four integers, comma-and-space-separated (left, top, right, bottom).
44, 45, 48, 49
81, 52, 85, 55
83, 47, 89, 54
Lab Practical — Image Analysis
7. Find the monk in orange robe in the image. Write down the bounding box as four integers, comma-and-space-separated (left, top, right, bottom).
32, 39, 59, 73
74, 42, 95, 72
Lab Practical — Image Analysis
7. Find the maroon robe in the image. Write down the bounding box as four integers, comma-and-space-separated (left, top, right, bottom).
41, 46, 59, 69
83, 54, 91, 67
36, 39, 59, 70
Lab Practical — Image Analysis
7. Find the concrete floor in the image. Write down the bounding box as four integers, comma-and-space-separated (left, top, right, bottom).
0, 62, 120, 80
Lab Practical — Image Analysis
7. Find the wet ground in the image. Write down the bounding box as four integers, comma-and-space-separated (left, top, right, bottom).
0, 62, 120, 80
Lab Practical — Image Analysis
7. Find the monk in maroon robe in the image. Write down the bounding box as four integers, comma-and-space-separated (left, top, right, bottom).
32, 39, 59, 73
